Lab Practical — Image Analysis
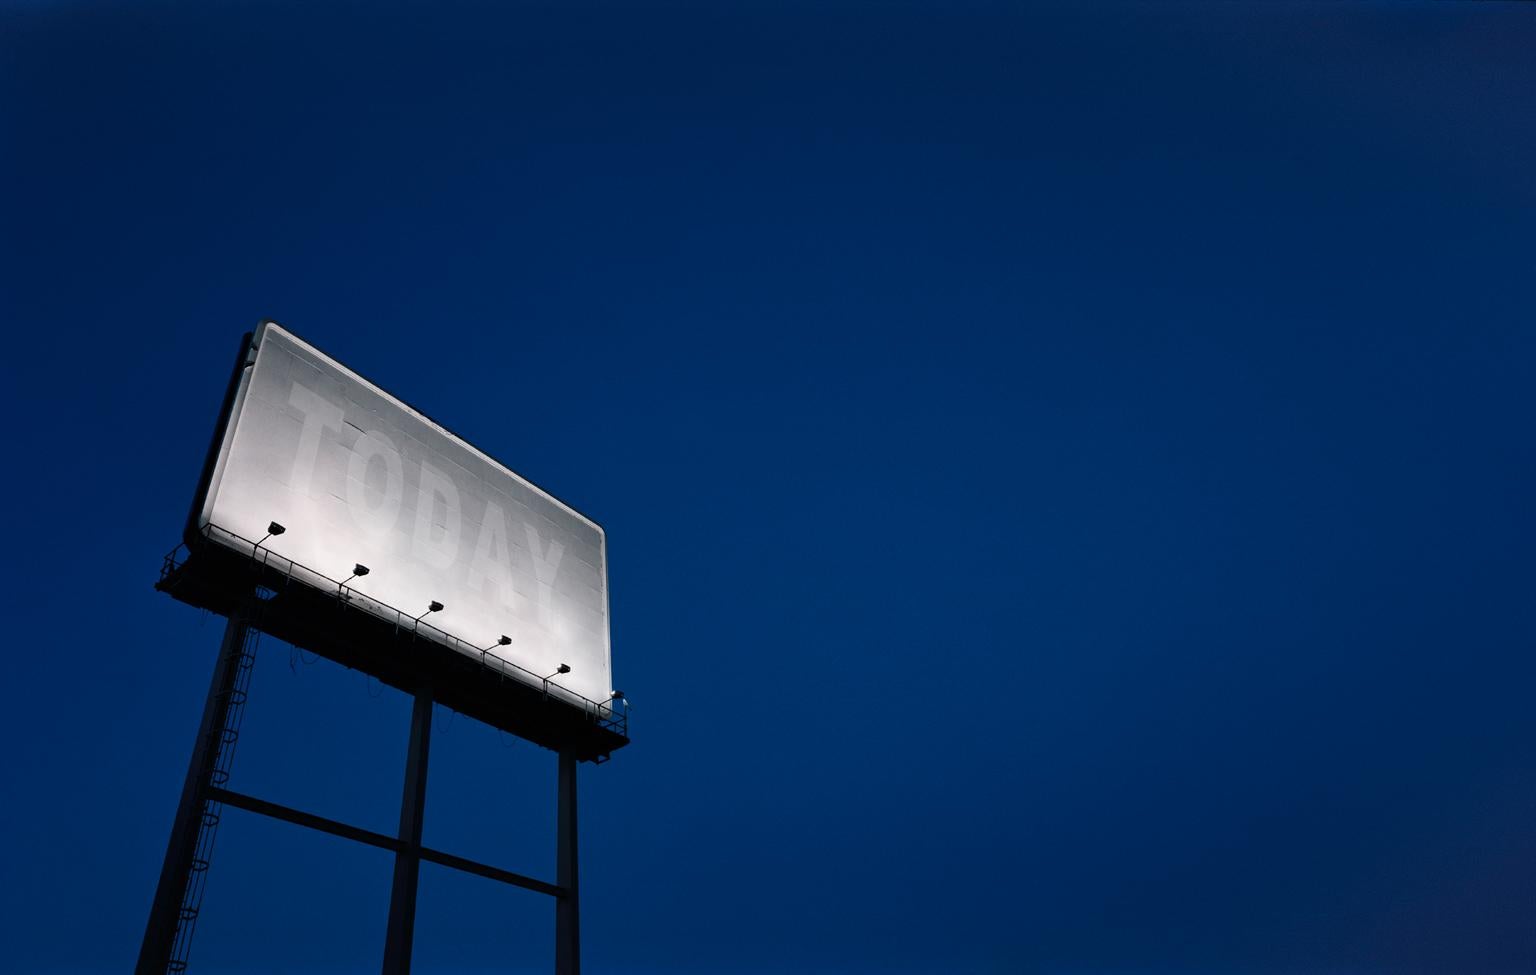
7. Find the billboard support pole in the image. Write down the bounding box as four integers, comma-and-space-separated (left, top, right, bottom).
556, 750, 580, 975
382, 689, 433, 975
136, 607, 252, 975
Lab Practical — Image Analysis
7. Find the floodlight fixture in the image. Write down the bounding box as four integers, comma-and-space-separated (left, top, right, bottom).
544, 663, 572, 681
340, 563, 370, 593
481, 634, 512, 659
413, 601, 445, 625
255, 521, 286, 550
610, 690, 624, 700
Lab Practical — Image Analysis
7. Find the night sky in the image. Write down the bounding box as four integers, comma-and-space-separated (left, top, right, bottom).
3, 3, 1535, 974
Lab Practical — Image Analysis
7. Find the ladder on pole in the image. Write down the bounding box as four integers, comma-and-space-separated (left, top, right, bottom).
138, 612, 261, 975
166, 620, 259, 972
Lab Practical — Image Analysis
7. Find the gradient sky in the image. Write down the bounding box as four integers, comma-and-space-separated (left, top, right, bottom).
3, 2, 1534, 974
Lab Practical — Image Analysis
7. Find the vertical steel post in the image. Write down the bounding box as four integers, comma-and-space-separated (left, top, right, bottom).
555, 751, 580, 975
382, 690, 433, 975
136, 611, 250, 975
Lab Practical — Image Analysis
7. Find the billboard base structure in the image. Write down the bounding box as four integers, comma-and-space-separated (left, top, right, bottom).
139, 541, 617, 975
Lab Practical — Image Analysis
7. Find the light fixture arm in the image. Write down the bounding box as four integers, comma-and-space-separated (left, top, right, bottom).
412, 601, 445, 625
339, 563, 370, 595
255, 521, 286, 551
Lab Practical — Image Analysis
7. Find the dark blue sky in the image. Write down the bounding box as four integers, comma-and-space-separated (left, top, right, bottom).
3, 2, 1534, 973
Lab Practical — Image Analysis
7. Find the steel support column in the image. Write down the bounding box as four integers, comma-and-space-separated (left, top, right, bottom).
382, 690, 433, 975
555, 750, 580, 975
136, 611, 250, 975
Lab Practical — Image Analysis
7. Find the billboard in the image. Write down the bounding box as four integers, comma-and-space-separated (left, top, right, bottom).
194, 322, 612, 707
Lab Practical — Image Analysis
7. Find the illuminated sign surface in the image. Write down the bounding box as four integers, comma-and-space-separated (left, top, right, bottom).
198, 322, 611, 705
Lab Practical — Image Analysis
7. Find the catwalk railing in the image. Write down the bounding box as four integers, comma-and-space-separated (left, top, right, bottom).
160, 522, 627, 740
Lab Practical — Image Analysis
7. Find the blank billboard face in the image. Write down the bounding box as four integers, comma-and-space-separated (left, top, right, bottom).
197, 322, 611, 705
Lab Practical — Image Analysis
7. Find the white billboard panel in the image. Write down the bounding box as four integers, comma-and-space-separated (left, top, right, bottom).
198, 322, 611, 705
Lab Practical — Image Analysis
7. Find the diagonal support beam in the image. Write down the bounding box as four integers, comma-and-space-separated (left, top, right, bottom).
209, 785, 398, 852
207, 786, 563, 898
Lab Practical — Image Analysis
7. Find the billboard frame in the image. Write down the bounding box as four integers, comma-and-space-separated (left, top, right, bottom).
163, 323, 627, 760
188, 320, 615, 710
